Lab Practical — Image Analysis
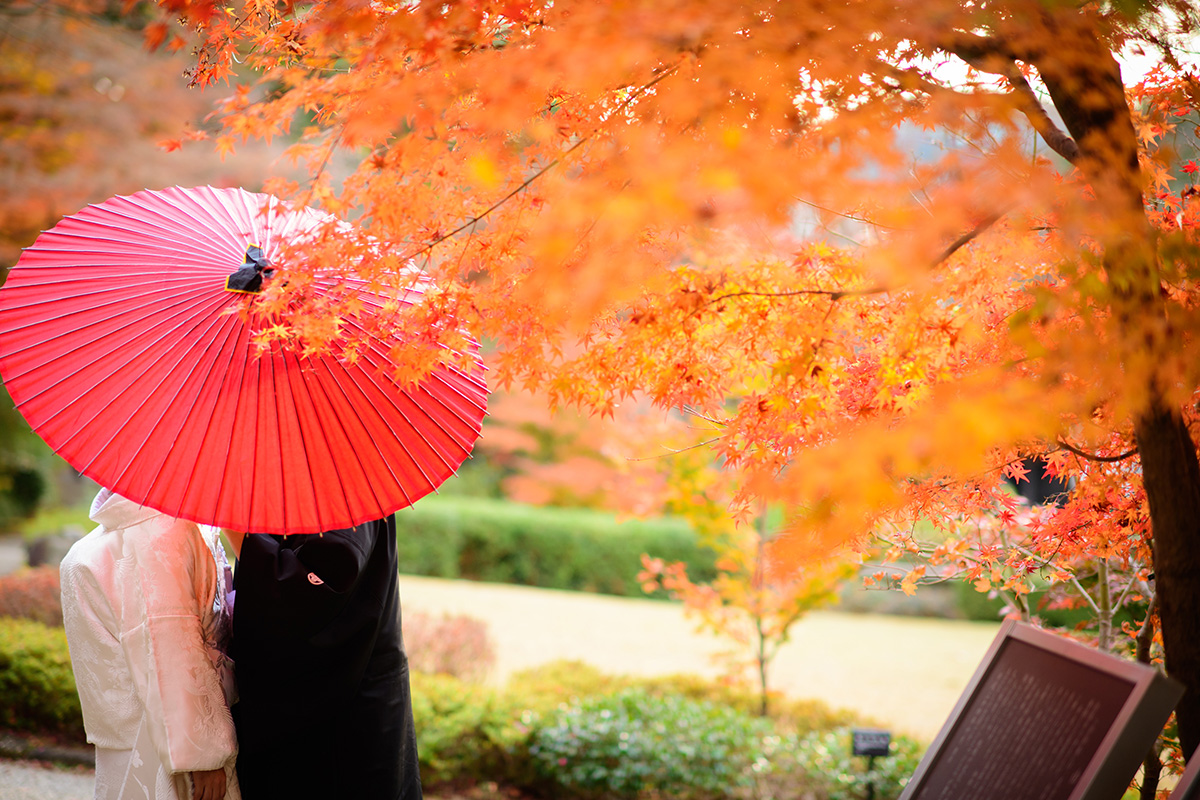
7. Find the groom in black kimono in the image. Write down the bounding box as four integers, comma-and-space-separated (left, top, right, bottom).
227, 516, 422, 800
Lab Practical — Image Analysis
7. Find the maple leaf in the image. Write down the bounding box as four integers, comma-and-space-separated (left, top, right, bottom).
143, 21, 169, 51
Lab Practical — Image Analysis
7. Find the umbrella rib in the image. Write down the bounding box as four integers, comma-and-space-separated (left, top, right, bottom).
25, 233, 235, 264
116, 306, 247, 498
340, 346, 464, 482
280, 348, 327, 532
353, 340, 486, 460
331, 322, 488, 425
15, 245, 229, 269
43, 207, 225, 249
170, 311, 253, 521
45, 291, 235, 461
295, 351, 357, 531
3, 288, 233, 387
332, 304, 488, 412
208, 320, 255, 531
308, 355, 410, 515
203, 187, 271, 245
0, 277, 217, 326
46, 211, 234, 268
416, 360, 490, 413
102, 189, 251, 255
269, 347, 289, 534
240, 341, 262, 533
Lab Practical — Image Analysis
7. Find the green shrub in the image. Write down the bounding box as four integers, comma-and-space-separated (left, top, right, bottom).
784, 727, 924, 800
17, 504, 92, 541
0, 566, 63, 626
411, 662, 878, 796
410, 672, 530, 789
505, 660, 627, 711
0, 617, 84, 738
528, 688, 776, 800
505, 660, 860, 738
396, 496, 717, 598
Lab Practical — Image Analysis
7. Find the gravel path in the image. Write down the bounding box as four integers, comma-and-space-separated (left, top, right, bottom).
0, 760, 93, 800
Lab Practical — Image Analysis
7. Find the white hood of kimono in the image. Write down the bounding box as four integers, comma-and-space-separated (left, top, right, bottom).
89, 488, 164, 531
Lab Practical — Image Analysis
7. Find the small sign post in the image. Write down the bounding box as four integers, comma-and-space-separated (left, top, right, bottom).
852, 728, 891, 800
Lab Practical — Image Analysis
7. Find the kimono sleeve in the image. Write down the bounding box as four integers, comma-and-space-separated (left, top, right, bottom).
119, 522, 237, 773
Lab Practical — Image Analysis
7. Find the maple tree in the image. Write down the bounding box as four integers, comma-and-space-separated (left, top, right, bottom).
472, 388, 656, 508
55, 0, 1200, 765
639, 497, 851, 717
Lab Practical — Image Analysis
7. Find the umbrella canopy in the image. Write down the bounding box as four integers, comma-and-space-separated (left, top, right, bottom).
0, 185, 487, 534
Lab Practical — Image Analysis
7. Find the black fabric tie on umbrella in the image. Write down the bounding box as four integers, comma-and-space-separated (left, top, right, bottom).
226, 245, 273, 294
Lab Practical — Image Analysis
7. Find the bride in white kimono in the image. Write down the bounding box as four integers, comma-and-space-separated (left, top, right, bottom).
60, 489, 240, 800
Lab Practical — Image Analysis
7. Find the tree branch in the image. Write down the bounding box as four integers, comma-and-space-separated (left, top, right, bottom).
399, 63, 681, 262
1055, 437, 1138, 463
705, 286, 888, 306
942, 32, 1080, 164
936, 209, 1006, 264
690, 209, 1001, 322
1136, 595, 1158, 665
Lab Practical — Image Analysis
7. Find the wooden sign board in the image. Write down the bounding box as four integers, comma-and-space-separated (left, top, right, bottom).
900, 620, 1182, 800
1169, 749, 1200, 800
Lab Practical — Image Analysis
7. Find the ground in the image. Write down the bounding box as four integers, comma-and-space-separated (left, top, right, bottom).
0, 568, 1003, 798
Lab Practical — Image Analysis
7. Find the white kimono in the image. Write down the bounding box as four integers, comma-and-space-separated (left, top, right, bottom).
60, 490, 240, 800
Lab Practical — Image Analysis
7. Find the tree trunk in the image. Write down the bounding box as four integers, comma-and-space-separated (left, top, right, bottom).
1136, 605, 1164, 799
1028, 12, 1200, 758
1135, 404, 1200, 760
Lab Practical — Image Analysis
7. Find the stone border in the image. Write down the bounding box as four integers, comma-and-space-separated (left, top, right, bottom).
0, 733, 94, 768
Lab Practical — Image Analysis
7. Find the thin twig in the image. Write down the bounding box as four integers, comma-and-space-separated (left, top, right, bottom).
624, 437, 724, 461
792, 197, 900, 231
399, 63, 681, 262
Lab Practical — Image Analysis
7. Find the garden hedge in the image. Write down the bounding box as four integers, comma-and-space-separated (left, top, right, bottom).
394, 496, 718, 597
0, 617, 84, 738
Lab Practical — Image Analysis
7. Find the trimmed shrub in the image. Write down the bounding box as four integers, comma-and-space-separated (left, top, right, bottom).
0, 566, 64, 626
395, 496, 717, 598
504, 660, 619, 711
528, 688, 776, 800
505, 660, 861, 737
410, 671, 529, 789
0, 617, 84, 738
408, 662, 883, 795
784, 726, 924, 800
406, 610, 496, 682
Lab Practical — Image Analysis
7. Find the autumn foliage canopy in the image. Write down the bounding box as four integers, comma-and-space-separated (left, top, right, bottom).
23, 0, 1200, 761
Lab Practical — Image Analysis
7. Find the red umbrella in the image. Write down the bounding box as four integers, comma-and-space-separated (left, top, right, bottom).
0, 185, 487, 534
